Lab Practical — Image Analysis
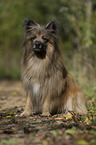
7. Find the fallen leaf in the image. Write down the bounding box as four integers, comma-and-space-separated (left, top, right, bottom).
84, 117, 89, 123
66, 127, 76, 135
9, 110, 13, 114
0, 106, 5, 109
43, 140, 48, 145
51, 130, 58, 137
62, 113, 72, 120
1, 139, 18, 145
6, 115, 14, 119
12, 91, 17, 96
77, 139, 89, 145
90, 130, 96, 135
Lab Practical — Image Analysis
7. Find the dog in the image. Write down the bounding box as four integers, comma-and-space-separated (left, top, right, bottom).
21, 18, 87, 116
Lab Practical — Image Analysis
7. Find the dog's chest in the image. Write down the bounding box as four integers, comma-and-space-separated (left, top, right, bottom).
31, 82, 43, 112
32, 82, 40, 96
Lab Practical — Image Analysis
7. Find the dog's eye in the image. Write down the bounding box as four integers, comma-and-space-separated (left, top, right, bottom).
42, 36, 48, 42
31, 36, 37, 40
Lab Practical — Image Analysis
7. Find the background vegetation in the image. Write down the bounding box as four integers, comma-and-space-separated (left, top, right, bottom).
0, 1, 96, 144
0, 0, 96, 90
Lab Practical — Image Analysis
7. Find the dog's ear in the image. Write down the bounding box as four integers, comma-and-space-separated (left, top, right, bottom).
23, 18, 37, 30
45, 20, 59, 34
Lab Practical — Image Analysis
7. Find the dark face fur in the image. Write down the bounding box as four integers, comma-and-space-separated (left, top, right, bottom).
23, 18, 59, 59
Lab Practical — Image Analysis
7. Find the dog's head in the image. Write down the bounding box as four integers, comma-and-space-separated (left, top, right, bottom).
23, 18, 59, 59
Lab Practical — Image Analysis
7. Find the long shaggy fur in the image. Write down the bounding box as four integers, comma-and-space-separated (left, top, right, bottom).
21, 19, 87, 116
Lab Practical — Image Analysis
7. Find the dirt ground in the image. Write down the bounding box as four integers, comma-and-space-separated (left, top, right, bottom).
0, 80, 96, 145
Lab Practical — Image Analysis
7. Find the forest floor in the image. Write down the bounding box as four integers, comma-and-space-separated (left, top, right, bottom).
0, 80, 96, 145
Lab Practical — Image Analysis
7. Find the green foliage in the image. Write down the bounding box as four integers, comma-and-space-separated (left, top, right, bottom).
51, 130, 58, 137
88, 102, 96, 114
81, 102, 96, 125
0, 0, 96, 90
1, 139, 18, 145
66, 127, 76, 135
76, 139, 89, 145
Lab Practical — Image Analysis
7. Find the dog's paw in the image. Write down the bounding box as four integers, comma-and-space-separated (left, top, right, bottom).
15, 111, 31, 117
20, 111, 31, 117
42, 112, 50, 116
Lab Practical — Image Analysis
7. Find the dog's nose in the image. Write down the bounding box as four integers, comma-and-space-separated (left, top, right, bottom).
35, 41, 42, 48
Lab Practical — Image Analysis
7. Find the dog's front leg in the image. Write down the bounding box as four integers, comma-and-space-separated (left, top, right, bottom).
20, 94, 32, 117
42, 97, 50, 116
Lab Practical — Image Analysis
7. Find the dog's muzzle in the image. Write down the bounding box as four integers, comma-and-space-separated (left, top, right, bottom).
33, 41, 44, 52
